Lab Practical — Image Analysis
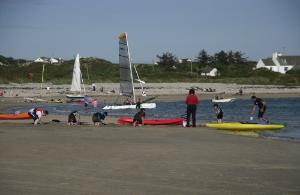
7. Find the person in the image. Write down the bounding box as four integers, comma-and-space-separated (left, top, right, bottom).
68, 111, 80, 125
251, 96, 268, 122
239, 88, 243, 95
92, 112, 108, 126
136, 97, 141, 109
124, 98, 131, 105
213, 104, 223, 123
83, 95, 89, 110
133, 108, 145, 127
185, 88, 199, 127
91, 98, 98, 111
28, 107, 48, 125
92, 83, 96, 91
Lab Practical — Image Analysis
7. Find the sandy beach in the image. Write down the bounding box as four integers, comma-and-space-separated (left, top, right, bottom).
0, 99, 300, 194
0, 122, 300, 194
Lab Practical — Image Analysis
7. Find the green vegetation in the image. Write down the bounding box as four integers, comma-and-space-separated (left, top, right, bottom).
0, 52, 299, 85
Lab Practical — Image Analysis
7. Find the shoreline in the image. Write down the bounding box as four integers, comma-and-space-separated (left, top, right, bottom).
0, 83, 299, 100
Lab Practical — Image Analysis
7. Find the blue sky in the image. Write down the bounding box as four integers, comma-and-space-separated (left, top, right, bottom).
0, 0, 299, 63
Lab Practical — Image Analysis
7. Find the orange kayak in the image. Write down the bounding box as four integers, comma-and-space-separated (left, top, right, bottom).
0, 112, 31, 120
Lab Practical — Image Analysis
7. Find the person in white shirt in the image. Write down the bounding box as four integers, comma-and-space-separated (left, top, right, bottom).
28, 108, 48, 125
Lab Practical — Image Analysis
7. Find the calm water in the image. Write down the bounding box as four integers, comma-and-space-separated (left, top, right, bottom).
8, 97, 300, 140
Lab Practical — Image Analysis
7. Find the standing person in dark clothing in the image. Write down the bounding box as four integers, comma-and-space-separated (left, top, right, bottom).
213, 104, 223, 123
136, 97, 141, 109
251, 96, 268, 122
185, 88, 199, 127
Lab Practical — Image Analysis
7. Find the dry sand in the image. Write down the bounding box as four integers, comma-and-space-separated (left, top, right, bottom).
0, 100, 300, 194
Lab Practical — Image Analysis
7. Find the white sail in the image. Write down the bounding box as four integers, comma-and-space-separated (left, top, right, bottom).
119, 32, 136, 103
70, 53, 82, 92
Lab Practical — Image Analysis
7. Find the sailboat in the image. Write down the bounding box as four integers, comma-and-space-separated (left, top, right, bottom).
103, 32, 156, 110
66, 53, 86, 100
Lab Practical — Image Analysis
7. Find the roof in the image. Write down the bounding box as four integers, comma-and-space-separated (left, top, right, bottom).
261, 58, 275, 66
200, 66, 215, 73
277, 56, 300, 66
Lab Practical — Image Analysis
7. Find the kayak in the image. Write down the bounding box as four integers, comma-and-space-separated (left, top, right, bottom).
0, 112, 31, 120
206, 122, 284, 131
118, 117, 183, 125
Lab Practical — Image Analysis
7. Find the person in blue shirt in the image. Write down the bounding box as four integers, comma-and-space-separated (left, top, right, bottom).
83, 95, 89, 110
92, 112, 108, 126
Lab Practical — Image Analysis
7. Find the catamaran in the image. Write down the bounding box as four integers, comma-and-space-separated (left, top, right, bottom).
103, 32, 156, 110
66, 53, 86, 100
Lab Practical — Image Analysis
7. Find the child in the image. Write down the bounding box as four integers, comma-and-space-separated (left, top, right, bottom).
91, 99, 98, 111
133, 108, 145, 127
92, 112, 108, 126
28, 107, 48, 125
213, 104, 223, 123
68, 111, 80, 125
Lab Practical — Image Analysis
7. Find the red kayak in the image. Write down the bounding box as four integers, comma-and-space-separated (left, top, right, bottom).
118, 117, 183, 125
0, 112, 31, 120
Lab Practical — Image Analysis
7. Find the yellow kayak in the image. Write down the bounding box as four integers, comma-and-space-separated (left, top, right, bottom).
206, 122, 284, 131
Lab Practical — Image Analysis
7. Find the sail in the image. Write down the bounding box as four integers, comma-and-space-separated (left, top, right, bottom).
70, 53, 82, 92
119, 32, 135, 102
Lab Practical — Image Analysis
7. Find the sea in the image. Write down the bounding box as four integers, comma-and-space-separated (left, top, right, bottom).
7, 97, 300, 141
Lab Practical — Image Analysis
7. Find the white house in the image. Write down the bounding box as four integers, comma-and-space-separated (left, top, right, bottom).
200, 67, 218, 77
256, 52, 300, 74
50, 57, 59, 64
34, 57, 46, 63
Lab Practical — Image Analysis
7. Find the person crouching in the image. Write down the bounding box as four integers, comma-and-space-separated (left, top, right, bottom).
28, 107, 48, 125
68, 111, 80, 125
133, 108, 145, 127
92, 112, 108, 126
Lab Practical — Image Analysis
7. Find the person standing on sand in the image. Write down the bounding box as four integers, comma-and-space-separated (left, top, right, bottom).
213, 103, 223, 123
251, 96, 268, 122
28, 107, 48, 125
185, 88, 199, 127
136, 97, 141, 109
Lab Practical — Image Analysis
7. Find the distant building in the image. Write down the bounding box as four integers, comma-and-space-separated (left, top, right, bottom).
34, 57, 48, 63
50, 57, 58, 64
34, 57, 61, 64
200, 67, 218, 77
256, 52, 300, 74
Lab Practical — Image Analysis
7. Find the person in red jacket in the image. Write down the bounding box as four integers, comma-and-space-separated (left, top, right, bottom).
185, 88, 199, 127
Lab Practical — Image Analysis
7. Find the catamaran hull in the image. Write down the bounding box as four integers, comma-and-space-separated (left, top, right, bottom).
66, 94, 85, 100
103, 103, 156, 110
212, 98, 235, 103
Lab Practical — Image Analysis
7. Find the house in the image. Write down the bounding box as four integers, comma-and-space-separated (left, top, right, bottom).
256, 52, 300, 74
50, 57, 58, 64
200, 67, 218, 77
34, 57, 50, 63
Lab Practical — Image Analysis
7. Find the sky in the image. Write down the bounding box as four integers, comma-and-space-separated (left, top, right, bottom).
0, 0, 299, 63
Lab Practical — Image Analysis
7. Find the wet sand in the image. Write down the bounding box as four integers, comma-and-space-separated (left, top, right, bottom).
1, 96, 300, 194
1, 115, 300, 194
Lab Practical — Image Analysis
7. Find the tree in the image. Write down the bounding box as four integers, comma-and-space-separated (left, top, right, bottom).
156, 52, 178, 70
227, 50, 235, 64
197, 49, 210, 65
213, 50, 228, 65
233, 51, 247, 64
